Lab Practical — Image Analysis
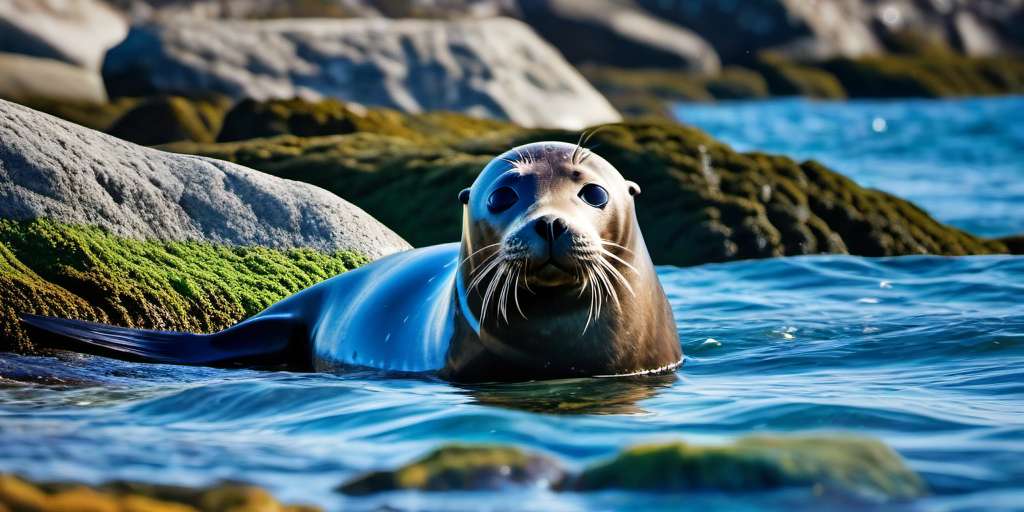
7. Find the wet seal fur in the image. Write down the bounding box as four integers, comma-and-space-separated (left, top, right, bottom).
21, 142, 682, 383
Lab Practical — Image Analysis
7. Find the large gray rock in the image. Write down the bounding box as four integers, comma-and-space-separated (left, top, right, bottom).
0, 99, 410, 259
0, 0, 127, 71
515, 0, 720, 73
102, 17, 621, 130
0, 52, 107, 103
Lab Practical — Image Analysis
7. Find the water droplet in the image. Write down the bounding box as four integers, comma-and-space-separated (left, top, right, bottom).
879, 280, 893, 289
872, 117, 888, 132
858, 297, 880, 304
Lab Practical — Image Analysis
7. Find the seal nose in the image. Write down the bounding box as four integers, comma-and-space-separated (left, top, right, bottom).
533, 216, 568, 242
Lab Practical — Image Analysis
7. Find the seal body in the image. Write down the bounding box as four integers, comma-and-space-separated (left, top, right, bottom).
22, 141, 682, 382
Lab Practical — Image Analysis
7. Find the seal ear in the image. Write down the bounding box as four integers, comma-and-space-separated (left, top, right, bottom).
458, 188, 470, 205
626, 181, 641, 197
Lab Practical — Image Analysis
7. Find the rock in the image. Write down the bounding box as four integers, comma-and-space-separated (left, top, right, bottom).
338, 445, 568, 495
574, 437, 927, 500
515, 0, 720, 73
163, 101, 1008, 266
0, 473, 321, 512
337, 436, 926, 501
0, 99, 409, 258
0, 52, 108, 104
102, 17, 621, 130
0, 0, 127, 71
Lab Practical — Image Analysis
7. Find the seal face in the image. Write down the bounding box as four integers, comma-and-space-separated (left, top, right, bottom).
442, 141, 682, 382
21, 141, 682, 384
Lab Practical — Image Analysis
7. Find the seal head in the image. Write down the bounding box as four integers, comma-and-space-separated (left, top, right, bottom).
442, 141, 682, 382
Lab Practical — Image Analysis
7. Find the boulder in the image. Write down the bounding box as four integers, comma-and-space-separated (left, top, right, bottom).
0, 99, 410, 258
102, 17, 621, 130
515, 0, 720, 73
0, 52, 108, 104
0, 0, 127, 71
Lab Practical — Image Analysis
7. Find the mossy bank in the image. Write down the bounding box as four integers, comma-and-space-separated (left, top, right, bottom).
162, 99, 1008, 266
0, 219, 365, 353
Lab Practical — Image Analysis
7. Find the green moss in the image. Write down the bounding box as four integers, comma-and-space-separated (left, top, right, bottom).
755, 54, 847, 99
0, 219, 366, 353
218, 97, 516, 143
165, 113, 1006, 266
0, 474, 320, 512
339, 445, 566, 495
820, 53, 1024, 98
575, 437, 927, 500
107, 95, 232, 146
11, 96, 141, 132
703, 66, 770, 99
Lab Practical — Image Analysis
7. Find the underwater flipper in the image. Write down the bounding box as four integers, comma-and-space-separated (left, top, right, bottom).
19, 313, 311, 370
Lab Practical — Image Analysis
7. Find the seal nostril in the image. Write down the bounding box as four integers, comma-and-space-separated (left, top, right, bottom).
534, 218, 553, 242
551, 218, 568, 240
534, 217, 569, 242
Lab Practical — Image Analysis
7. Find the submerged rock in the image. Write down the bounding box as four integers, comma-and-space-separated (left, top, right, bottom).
164, 102, 1008, 266
102, 17, 621, 130
339, 445, 567, 495
0, 99, 409, 257
0, 473, 321, 512
337, 436, 926, 501
575, 437, 927, 500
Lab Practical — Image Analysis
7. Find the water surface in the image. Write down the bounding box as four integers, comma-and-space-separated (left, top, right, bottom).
2, 255, 1022, 511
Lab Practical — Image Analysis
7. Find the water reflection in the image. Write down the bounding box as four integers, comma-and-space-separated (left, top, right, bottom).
461, 374, 676, 415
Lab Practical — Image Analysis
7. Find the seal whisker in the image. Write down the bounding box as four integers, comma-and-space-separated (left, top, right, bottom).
594, 260, 620, 311
460, 242, 502, 269
469, 255, 505, 297
512, 261, 527, 319
498, 263, 515, 324
600, 247, 639, 275
479, 262, 507, 326
597, 255, 636, 298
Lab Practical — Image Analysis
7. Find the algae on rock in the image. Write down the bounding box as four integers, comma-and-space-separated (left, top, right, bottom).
0, 219, 366, 353
338, 436, 926, 501
164, 112, 1007, 267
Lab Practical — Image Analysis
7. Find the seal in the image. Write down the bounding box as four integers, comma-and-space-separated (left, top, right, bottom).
21, 141, 683, 383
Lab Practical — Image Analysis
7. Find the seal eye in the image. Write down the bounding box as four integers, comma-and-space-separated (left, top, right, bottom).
578, 184, 609, 208
487, 186, 519, 213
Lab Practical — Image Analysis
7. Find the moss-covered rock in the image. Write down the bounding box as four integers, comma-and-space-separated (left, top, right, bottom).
337, 436, 925, 501
820, 54, 1024, 98
107, 95, 231, 145
0, 474, 320, 512
0, 219, 366, 353
164, 114, 1007, 265
754, 54, 847, 99
575, 437, 926, 500
217, 97, 517, 144
339, 445, 567, 495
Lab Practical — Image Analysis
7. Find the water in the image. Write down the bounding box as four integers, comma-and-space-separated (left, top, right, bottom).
675, 97, 1024, 237
2, 97, 1023, 510
1, 255, 1022, 510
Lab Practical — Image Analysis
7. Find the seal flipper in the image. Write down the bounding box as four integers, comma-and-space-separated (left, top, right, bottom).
19, 313, 311, 370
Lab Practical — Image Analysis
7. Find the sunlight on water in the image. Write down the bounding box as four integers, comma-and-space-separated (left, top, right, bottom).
1, 255, 1022, 511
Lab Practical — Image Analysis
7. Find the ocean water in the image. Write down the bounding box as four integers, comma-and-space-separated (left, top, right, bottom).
675, 96, 1024, 237
1, 98, 1023, 511
1, 255, 1022, 511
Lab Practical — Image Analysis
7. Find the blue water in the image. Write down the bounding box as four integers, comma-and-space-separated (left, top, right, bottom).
675, 97, 1024, 237
1, 97, 1023, 511
1, 255, 1022, 510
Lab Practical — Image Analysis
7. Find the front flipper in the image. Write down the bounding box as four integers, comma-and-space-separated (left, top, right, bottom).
20, 313, 311, 370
